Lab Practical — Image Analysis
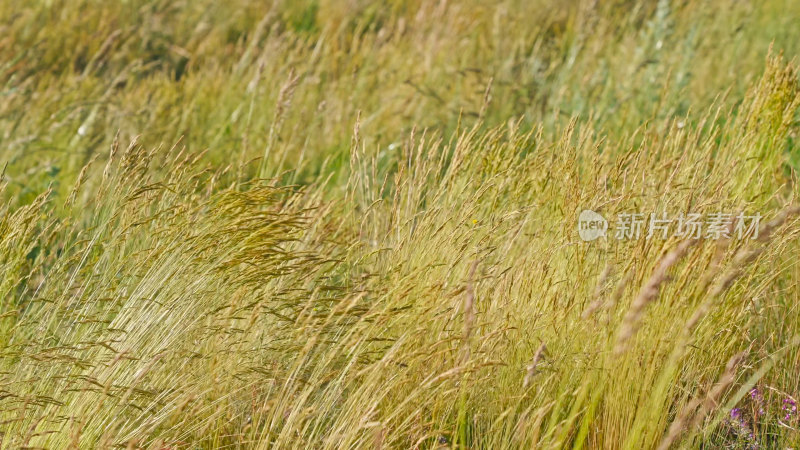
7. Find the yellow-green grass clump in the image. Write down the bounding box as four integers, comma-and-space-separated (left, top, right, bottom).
1, 0, 800, 448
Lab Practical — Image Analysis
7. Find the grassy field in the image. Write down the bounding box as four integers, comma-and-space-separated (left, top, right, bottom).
1, 0, 800, 448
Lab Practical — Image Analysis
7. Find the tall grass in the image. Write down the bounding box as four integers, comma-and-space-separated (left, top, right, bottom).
1, 0, 800, 448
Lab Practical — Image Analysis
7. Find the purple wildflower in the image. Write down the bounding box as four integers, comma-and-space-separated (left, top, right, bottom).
782, 398, 797, 421
727, 407, 758, 448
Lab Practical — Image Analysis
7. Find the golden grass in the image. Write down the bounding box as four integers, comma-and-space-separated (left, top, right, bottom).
1, 0, 800, 448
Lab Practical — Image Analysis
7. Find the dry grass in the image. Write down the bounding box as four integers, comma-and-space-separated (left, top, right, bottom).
1, 0, 800, 448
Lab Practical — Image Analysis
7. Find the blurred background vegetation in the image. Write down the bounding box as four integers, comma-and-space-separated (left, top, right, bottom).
2, 0, 799, 204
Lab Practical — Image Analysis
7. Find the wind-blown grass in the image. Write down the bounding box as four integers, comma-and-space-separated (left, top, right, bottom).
1, 0, 800, 448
